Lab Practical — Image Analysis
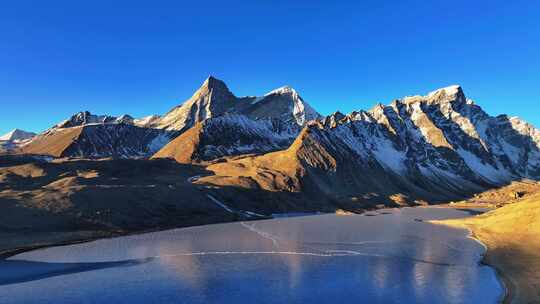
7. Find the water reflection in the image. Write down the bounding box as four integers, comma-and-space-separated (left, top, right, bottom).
0, 208, 502, 304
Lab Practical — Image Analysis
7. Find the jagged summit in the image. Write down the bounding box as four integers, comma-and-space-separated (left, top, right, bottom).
323, 111, 346, 127
23, 112, 173, 159
427, 84, 462, 97
155, 77, 321, 130
55, 111, 135, 129
246, 85, 321, 125
265, 85, 297, 96
200, 75, 234, 95
400, 85, 466, 106
155, 76, 238, 131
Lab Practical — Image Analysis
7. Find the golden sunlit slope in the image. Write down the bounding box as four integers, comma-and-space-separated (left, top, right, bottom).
195, 124, 448, 208
151, 123, 204, 164
20, 127, 82, 157
438, 184, 540, 304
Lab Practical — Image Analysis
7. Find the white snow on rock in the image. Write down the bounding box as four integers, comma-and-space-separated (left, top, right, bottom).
0, 129, 36, 142
134, 115, 161, 128
371, 138, 407, 174
426, 85, 462, 98
456, 148, 510, 183
147, 133, 172, 153
259, 85, 321, 126
264, 85, 297, 96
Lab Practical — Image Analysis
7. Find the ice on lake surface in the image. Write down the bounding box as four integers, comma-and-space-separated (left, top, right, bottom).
0, 207, 503, 304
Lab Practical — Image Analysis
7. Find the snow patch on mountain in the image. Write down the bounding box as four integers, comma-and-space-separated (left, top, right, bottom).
371, 138, 407, 173
134, 115, 161, 128
427, 85, 462, 98
456, 149, 511, 183
265, 86, 296, 96
147, 133, 172, 153
0, 129, 36, 142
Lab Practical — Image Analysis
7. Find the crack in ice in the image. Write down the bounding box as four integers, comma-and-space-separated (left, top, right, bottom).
150, 250, 469, 268
240, 222, 281, 248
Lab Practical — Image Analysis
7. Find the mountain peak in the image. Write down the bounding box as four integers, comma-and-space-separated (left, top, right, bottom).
427, 85, 462, 97
156, 76, 237, 131
249, 85, 320, 125
201, 75, 230, 92
265, 85, 297, 96
425, 85, 466, 104
54, 111, 136, 129
399, 85, 466, 106
0, 129, 36, 141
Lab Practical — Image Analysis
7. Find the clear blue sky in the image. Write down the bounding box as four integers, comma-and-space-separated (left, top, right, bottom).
1, 0, 539, 135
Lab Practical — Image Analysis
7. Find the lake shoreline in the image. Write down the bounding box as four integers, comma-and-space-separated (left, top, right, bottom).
0, 218, 249, 260
428, 223, 512, 304
0, 234, 113, 260
434, 219, 540, 304
466, 230, 510, 304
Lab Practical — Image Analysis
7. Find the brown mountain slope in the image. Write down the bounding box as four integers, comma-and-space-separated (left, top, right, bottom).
0, 157, 238, 233
151, 123, 204, 163
20, 127, 82, 157
0, 155, 343, 255
20, 124, 172, 158
195, 123, 449, 208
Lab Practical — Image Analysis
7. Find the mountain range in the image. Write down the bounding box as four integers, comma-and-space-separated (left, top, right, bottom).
2, 76, 539, 209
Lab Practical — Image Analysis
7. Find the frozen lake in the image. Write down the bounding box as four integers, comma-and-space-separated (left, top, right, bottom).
0, 207, 503, 303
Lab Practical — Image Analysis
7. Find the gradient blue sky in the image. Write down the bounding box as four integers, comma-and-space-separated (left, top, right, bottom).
1, 0, 539, 135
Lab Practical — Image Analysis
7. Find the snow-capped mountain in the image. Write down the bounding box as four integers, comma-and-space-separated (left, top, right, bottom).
242, 86, 321, 126
55, 111, 135, 128
0, 129, 36, 142
0, 129, 36, 153
7, 78, 540, 201
187, 85, 540, 205
20, 111, 175, 159
155, 76, 241, 131
155, 76, 321, 131
21, 123, 174, 159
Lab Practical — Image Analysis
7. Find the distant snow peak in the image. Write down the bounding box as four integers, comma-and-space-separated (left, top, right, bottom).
399, 85, 465, 107
54, 111, 138, 129
265, 85, 297, 97
134, 115, 161, 127
427, 85, 462, 98
115, 114, 134, 124
0, 129, 36, 142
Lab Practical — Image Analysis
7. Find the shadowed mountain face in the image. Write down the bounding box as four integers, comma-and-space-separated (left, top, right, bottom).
0, 156, 243, 233
152, 115, 300, 163
21, 124, 174, 159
